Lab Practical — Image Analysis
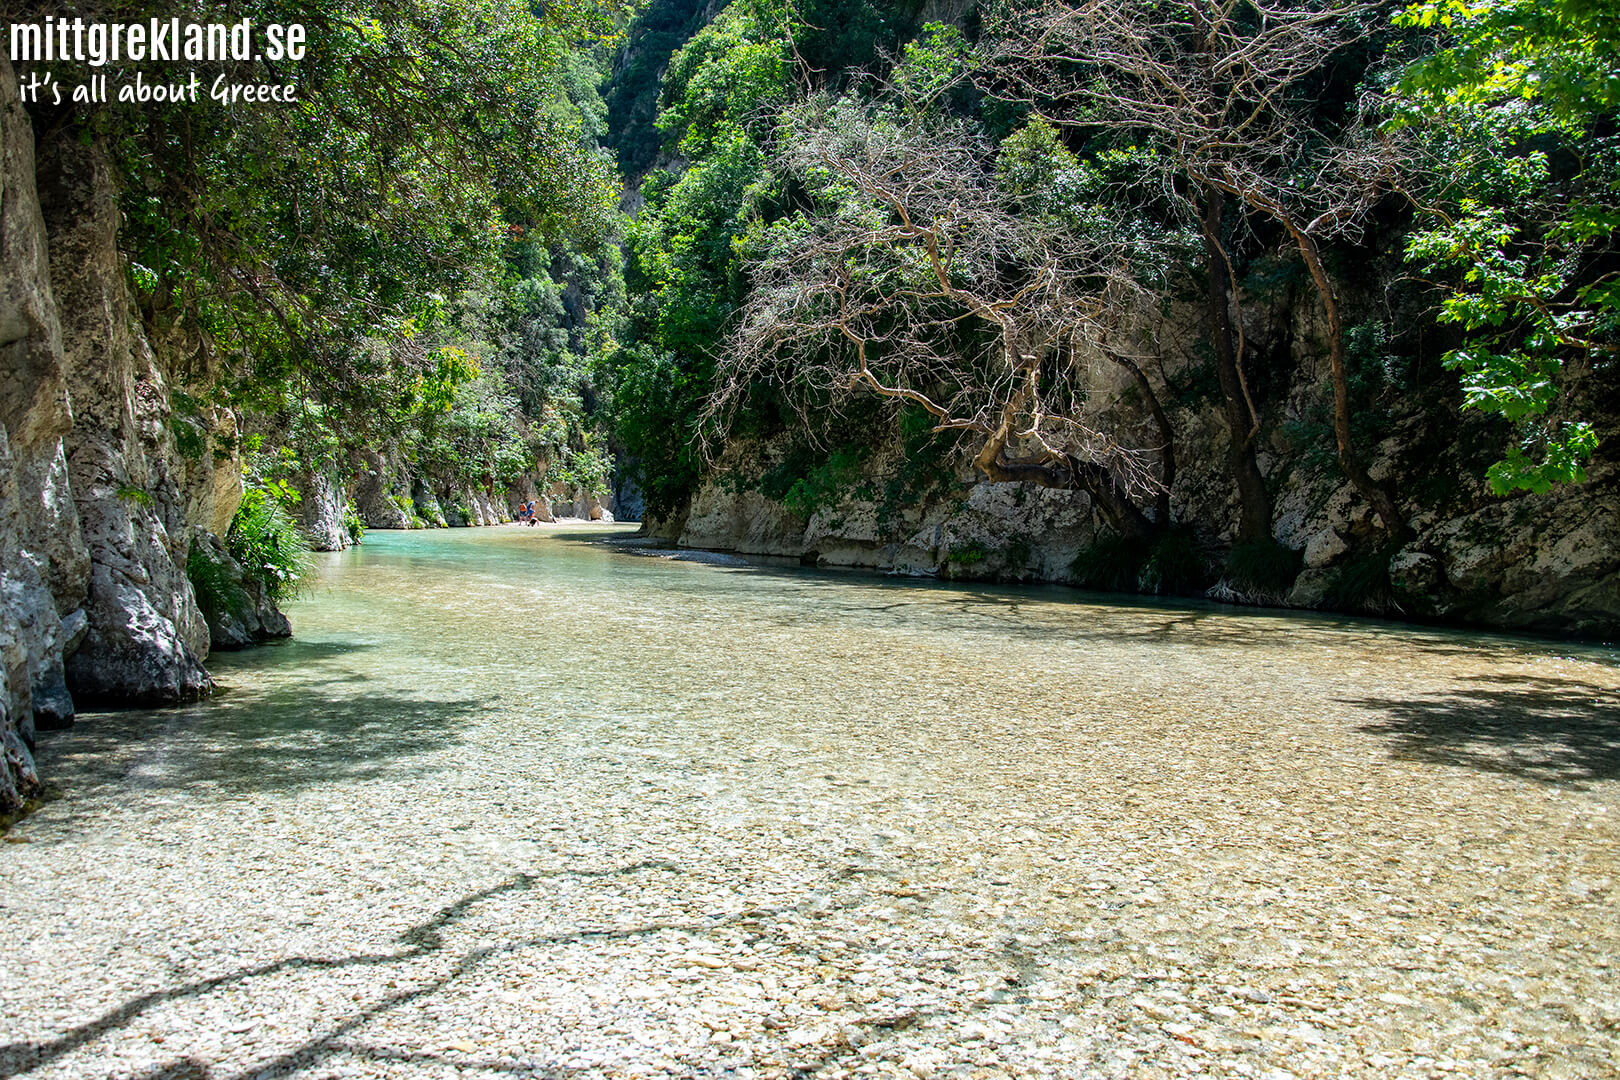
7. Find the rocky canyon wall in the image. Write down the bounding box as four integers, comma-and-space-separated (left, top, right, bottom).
37, 136, 214, 706
1, 55, 286, 810
658, 305, 1619, 639
0, 55, 86, 811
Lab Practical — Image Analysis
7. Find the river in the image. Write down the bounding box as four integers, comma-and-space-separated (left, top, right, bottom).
2, 525, 1617, 1078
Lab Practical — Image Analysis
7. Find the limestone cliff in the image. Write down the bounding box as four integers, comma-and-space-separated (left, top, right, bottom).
661, 301, 1619, 639
352, 448, 415, 529
346, 451, 627, 531
0, 56, 89, 811
1, 62, 292, 787
297, 468, 352, 551
36, 137, 214, 705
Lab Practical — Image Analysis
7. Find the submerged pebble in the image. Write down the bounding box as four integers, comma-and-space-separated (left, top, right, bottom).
1, 527, 1616, 1079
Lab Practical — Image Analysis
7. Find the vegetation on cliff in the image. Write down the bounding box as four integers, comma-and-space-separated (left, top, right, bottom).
9, 0, 1616, 616
599, 0, 1614, 601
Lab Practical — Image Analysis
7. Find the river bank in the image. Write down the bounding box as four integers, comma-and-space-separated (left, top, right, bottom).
2, 528, 1616, 1079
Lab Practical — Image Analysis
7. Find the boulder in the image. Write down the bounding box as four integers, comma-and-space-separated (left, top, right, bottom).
411, 479, 448, 528
1302, 528, 1350, 569
296, 469, 350, 550
1388, 548, 1444, 596
187, 533, 291, 650
352, 449, 414, 529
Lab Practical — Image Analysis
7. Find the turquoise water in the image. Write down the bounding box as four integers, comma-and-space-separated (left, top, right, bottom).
5, 524, 1616, 1078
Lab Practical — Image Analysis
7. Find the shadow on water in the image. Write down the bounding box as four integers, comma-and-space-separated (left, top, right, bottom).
49, 640, 482, 797
0, 855, 959, 1080
0, 860, 736, 1080
1347, 674, 1620, 786
0, 873, 543, 1080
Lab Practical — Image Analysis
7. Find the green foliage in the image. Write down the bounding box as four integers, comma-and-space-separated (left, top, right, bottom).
115, 484, 154, 508
413, 374, 536, 491
227, 485, 313, 604
186, 542, 248, 619
946, 541, 989, 566
597, 343, 712, 518
1224, 538, 1305, 594
1072, 527, 1205, 596
601, 0, 936, 520
602, 1, 790, 518
168, 390, 210, 461
760, 447, 868, 519
546, 444, 614, 496
658, 4, 788, 157
1394, 0, 1617, 493
1324, 542, 1399, 614
1137, 528, 1207, 596
894, 22, 971, 107
343, 502, 367, 545
56, 0, 631, 545
605, 0, 713, 174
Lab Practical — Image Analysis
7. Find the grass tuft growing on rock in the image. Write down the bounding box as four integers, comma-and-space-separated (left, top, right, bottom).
1225, 538, 1304, 594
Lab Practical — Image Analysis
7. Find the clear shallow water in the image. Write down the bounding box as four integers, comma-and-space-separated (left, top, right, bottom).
3, 525, 1618, 1079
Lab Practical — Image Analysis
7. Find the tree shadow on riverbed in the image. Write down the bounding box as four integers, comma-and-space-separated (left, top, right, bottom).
0, 862, 705, 1080
40, 679, 484, 798
1346, 674, 1620, 786
0, 872, 543, 1079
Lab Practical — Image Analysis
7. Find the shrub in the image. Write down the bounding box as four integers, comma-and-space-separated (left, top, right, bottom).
1224, 538, 1304, 593
763, 446, 868, 519
1137, 527, 1207, 596
1071, 533, 1143, 592
185, 542, 246, 617
343, 501, 366, 544
947, 541, 989, 566
227, 487, 312, 603
1325, 543, 1399, 614
1072, 526, 1206, 596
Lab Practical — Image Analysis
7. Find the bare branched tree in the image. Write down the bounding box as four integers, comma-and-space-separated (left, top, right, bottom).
708, 98, 1181, 538
981, 0, 1411, 538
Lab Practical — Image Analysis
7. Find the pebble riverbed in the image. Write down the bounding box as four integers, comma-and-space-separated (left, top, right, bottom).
2, 525, 1617, 1080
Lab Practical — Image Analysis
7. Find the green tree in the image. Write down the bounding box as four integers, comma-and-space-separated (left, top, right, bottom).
1395, 0, 1617, 493
44, 0, 626, 463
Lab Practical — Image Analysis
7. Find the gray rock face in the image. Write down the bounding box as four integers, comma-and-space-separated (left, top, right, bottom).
174, 399, 244, 539
675, 441, 1096, 580
675, 417, 1618, 636
296, 469, 351, 551
0, 55, 88, 809
611, 475, 646, 523
546, 481, 612, 522
38, 135, 210, 706
1, 428, 49, 810
352, 448, 414, 529
411, 478, 448, 528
